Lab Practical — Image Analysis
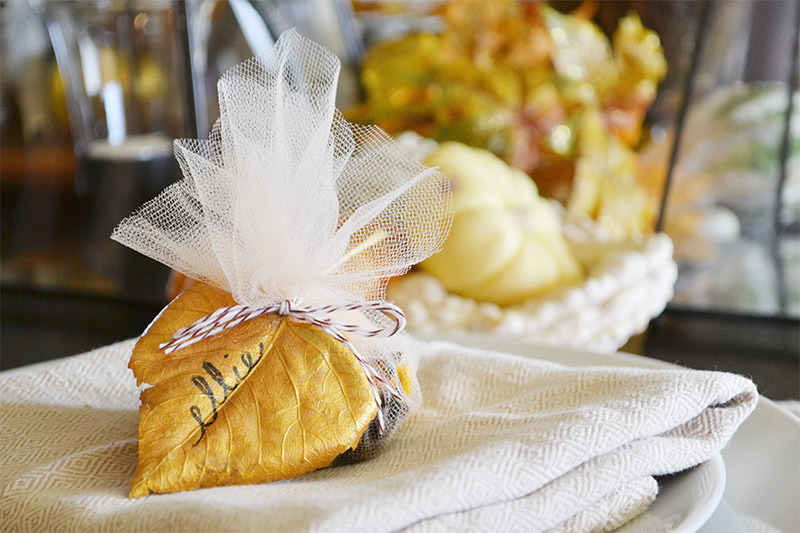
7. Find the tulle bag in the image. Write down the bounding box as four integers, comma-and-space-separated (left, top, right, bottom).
112, 30, 451, 497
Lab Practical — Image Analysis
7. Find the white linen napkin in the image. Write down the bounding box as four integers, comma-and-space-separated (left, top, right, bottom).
0, 338, 756, 532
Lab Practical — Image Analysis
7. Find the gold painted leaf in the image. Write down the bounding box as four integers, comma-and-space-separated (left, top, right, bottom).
128, 283, 377, 497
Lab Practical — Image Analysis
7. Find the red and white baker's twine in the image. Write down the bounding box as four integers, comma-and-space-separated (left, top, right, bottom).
159, 300, 407, 434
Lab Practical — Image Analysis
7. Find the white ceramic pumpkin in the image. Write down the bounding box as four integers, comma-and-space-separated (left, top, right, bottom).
421, 142, 584, 305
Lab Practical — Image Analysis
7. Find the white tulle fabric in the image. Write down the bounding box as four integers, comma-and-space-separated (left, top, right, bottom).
112, 30, 450, 309
111, 30, 452, 454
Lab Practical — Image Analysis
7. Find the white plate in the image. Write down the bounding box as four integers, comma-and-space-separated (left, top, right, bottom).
717, 396, 800, 533
636, 455, 726, 533
418, 333, 799, 533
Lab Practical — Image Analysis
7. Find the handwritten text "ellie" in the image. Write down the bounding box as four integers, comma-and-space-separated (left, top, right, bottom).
188, 343, 265, 445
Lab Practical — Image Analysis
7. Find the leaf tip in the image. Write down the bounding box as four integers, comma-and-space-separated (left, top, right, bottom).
129, 480, 150, 498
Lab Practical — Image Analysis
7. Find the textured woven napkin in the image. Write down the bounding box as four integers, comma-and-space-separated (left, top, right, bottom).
0, 338, 756, 532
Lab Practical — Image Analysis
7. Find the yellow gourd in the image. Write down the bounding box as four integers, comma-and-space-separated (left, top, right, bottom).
421, 142, 583, 306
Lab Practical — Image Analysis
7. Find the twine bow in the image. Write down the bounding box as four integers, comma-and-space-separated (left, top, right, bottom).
159, 300, 407, 434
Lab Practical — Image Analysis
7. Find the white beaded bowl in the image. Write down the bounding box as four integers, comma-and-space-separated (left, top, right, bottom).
389, 226, 676, 353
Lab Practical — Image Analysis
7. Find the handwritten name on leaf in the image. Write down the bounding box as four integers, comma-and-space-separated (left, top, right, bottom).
128, 283, 377, 497
189, 344, 264, 446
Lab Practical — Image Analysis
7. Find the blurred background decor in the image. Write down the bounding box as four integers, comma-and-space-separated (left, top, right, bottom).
386, 133, 677, 353
1, 0, 797, 399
